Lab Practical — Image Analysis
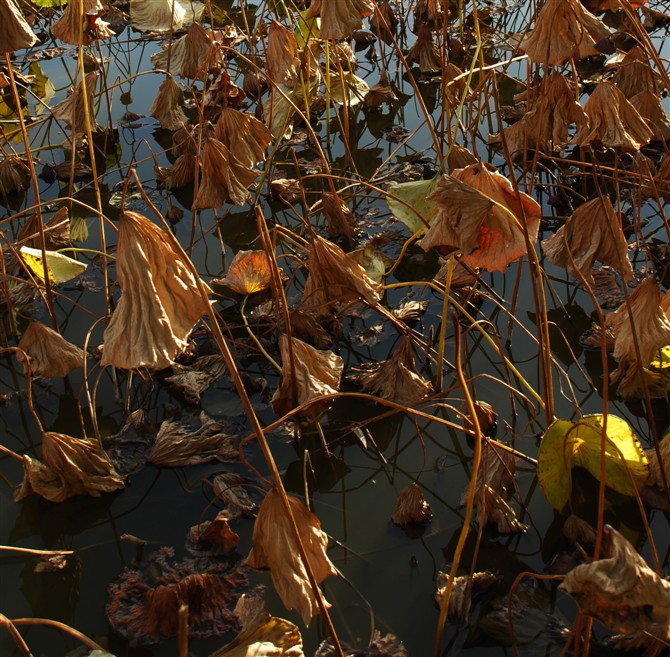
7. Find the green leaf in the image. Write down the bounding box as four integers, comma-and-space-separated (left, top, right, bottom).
19, 246, 87, 284
537, 414, 649, 511
386, 178, 439, 235
29, 62, 55, 112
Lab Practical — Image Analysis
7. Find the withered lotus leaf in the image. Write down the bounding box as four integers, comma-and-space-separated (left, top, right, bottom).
15, 432, 125, 502
364, 69, 398, 110
541, 196, 634, 286
266, 20, 300, 85
629, 90, 670, 142
52, 0, 113, 45
0, 0, 37, 52
406, 23, 441, 73
245, 489, 338, 625
188, 511, 240, 557
435, 571, 498, 623
418, 163, 541, 272
51, 70, 99, 135
0, 156, 28, 194
560, 525, 670, 641
611, 45, 664, 98
315, 631, 408, 657
101, 210, 211, 370
321, 192, 358, 242
574, 81, 654, 151
148, 412, 237, 466
216, 249, 273, 295
164, 354, 227, 404
151, 23, 216, 78
519, 0, 610, 66
271, 334, 344, 419
155, 152, 196, 189
193, 138, 257, 209
352, 336, 431, 404
130, 0, 203, 32
17, 206, 70, 251
301, 235, 383, 310
391, 483, 432, 527
150, 78, 187, 131
107, 546, 247, 643
305, 0, 374, 41
209, 594, 304, 657
17, 320, 85, 378
214, 108, 272, 169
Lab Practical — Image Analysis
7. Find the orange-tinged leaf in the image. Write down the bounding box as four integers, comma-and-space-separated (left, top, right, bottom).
218, 250, 273, 295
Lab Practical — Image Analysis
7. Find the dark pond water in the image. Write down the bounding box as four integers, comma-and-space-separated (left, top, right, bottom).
3, 1, 670, 656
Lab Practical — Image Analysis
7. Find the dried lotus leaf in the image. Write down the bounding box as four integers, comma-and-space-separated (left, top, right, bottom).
0, 0, 37, 52
391, 483, 432, 527
17, 320, 84, 378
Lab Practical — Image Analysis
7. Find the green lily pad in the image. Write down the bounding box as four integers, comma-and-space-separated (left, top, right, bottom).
537, 414, 649, 511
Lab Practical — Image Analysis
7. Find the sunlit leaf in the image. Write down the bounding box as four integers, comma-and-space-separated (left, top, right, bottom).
386, 178, 438, 234
69, 215, 89, 243
217, 250, 273, 295
649, 346, 670, 370
328, 71, 370, 107
19, 246, 87, 284
537, 415, 649, 511
349, 243, 390, 284
29, 62, 55, 113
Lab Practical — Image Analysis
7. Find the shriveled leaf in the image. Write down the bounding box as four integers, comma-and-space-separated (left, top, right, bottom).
149, 412, 237, 466
349, 243, 391, 284
216, 250, 273, 295
435, 571, 498, 624
16, 432, 124, 503
107, 546, 247, 643
211, 473, 256, 517
17, 320, 84, 378
328, 71, 370, 107
164, 355, 227, 404
244, 489, 338, 625
19, 246, 86, 284
391, 483, 432, 527
187, 511, 240, 557
560, 525, 670, 643
210, 594, 304, 657
538, 415, 649, 511
386, 178, 438, 234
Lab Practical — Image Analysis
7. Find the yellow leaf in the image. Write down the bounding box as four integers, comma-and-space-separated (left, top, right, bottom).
19, 246, 87, 284
537, 414, 649, 511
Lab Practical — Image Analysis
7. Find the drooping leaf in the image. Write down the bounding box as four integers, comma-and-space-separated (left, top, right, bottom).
386, 178, 438, 234
537, 414, 649, 511
19, 245, 87, 284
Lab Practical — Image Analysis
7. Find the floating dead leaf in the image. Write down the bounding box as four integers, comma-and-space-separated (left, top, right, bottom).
519, 0, 610, 66
391, 483, 432, 527
301, 235, 383, 311
266, 20, 299, 85
130, 0, 203, 32
193, 138, 256, 209
16, 432, 125, 503
461, 439, 525, 533
211, 472, 256, 517
187, 511, 239, 557
101, 210, 211, 370
210, 593, 304, 657
305, 0, 374, 41
435, 571, 498, 624
351, 336, 431, 405
271, 334, 343, 419
151, 23, 216, 78
150, 77, 187, 131
364, 69, 397, 110
245, 489, 338, 626
164, 354, 227, 404
592, 266, 625, 309
51, 70, 99, 134
542, 196, 634, 286
215, 250, 273, 295
560, 525, 670, 645
418, 163, 541, 272
52, 0, 113, 46
107, 546, 247, 643
17, 320, 84, 378
348, 243, 390, 284
574, 81, 653, 151
148, 412, 237, 467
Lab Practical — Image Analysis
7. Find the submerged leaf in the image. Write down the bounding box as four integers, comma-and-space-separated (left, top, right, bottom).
537, 415, 649, 511
245, 489, 338, 625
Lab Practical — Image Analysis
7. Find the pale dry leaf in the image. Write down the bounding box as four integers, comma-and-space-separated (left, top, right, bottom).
150, 77, 187, 131
271, 334, 344, 419
266, 20, 299, 85
351, 336, 431, 405
519, 0, 610, 65
305, 0, 374, 41
214, 108, 272, 169
574, 81, 654, 151
211, 472, 256, 517
611, 45, 664, 98
301, 235, 383, 311
390, 483, 432, 527
101, 210, 211, 370
244, 489, 338, 626
542, 196, 634, 286
629, 90, 670, 142
560, 525, 670, 643
151, 23, 216, 78
51, 70, 99, 134
130, 0, 203, 32
149, 412, 237, 466
321, 192, 358, 242
406, 23, 441, 73
52, 0, 112, 45
164, 354, 227, 404
16, 432, 124, 502
0, 0, 37, 52
17, 320, 85, 378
